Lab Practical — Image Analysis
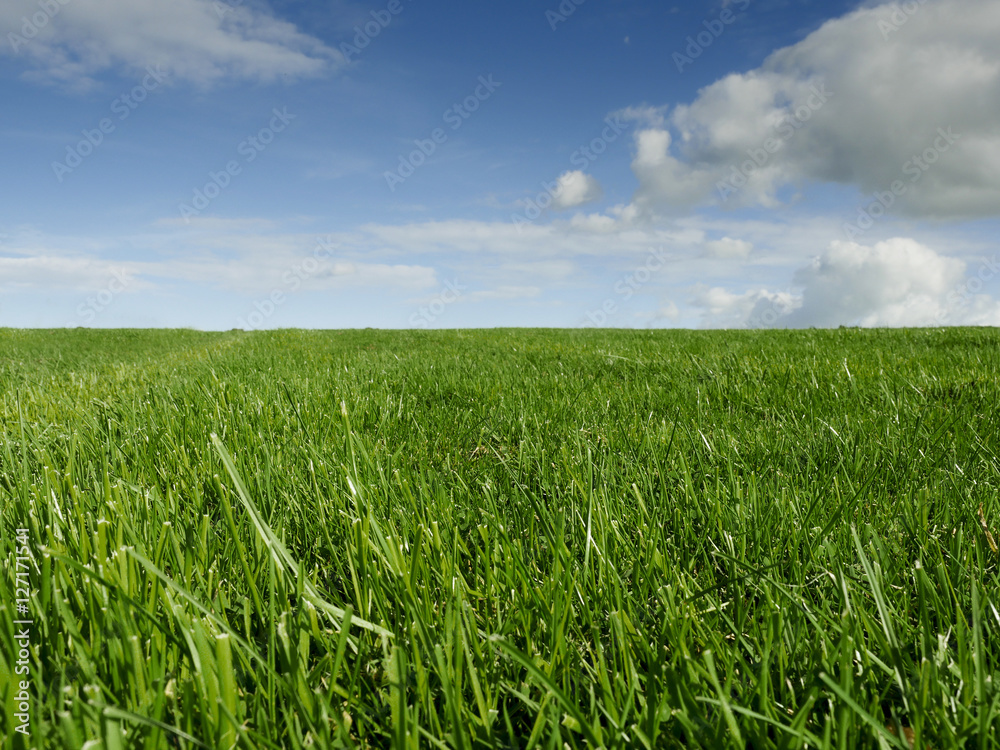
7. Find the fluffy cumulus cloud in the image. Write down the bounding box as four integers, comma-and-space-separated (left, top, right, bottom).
630, 128, 720, 210
0, 0, 339, 87
694, 238, 1000, 328
550, 170, 603, 211
784, 238, 965, 327
630, 0, 1000, 219
693, 286, 800, 329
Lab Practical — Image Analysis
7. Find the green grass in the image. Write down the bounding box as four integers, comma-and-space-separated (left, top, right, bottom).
1, 327, 999, 748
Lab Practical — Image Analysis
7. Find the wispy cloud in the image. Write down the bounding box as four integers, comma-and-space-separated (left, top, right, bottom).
1, 0, 341, 89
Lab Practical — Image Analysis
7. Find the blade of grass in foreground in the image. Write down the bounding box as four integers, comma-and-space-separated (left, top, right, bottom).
210, 432, 391, 638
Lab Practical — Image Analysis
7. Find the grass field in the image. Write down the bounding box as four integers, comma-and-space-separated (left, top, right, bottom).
1, 327, 999, 749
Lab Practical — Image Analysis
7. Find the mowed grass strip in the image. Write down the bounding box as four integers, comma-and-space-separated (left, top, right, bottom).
1, 327, 998, 748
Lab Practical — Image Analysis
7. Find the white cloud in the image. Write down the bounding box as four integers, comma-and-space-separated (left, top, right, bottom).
551, 170, 603, 211
629, 0, 1000, 219
703, 237, 753, 259
693, 286, 800, 329
500, 260, 576, 280
785, 238, 959, 326
9, 214, 999, 330
0, 254, 144, 290
162, 254, 437, 294
630, 127, 722, 212
0, 227, 437, 294
463, 286, 541, 302
693, 238, 1000, 328
1, 0, 340, 88
360, 216, 696, 259
649, 301, 681, 323
319, 262, 437, 289
568, 203, 642, 234
154, 216, 278, 231
615, 104, 668, 128
567, 212, 618, 234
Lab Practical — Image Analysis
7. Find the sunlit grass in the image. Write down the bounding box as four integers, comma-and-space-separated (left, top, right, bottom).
1, 327, 998, 748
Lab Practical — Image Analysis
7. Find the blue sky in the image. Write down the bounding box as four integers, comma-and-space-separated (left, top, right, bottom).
2, 0, 999, 329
